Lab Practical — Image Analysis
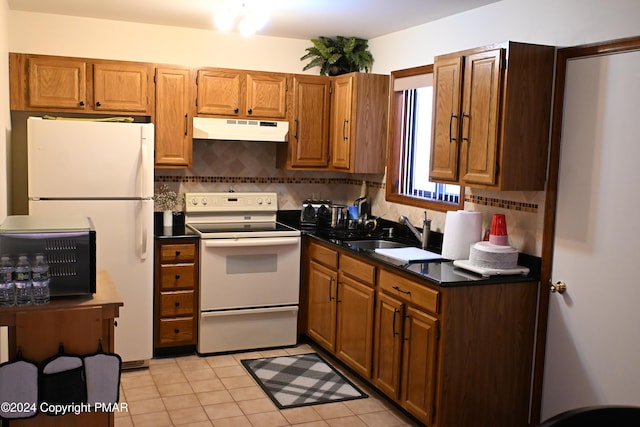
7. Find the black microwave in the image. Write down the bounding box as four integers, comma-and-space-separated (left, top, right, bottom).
0, 215, 96, 297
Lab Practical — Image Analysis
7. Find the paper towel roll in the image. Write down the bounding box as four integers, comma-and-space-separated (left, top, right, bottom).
441, 210, 483, 260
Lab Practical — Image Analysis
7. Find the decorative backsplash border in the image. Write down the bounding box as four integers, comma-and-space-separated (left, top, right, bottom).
465, 194, 538, 213
154, 176, 537, 213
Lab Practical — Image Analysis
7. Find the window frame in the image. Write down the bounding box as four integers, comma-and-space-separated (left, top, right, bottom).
385, 64, 464, 212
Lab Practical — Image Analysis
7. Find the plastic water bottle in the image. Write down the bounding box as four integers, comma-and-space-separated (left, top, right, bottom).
14, 255, 32, 306
31, 254, 50, 305
0, 256, 15, 307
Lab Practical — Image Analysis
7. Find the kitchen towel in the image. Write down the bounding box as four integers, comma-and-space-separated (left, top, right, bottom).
441, 210, 483, 260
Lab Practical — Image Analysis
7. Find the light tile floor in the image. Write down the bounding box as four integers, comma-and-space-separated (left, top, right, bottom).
115, 343, 421, 427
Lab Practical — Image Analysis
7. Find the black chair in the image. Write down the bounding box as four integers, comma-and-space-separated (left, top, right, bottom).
538, 406, 640, 427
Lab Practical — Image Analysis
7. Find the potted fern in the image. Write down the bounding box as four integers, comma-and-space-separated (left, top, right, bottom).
301, 36, 374, 76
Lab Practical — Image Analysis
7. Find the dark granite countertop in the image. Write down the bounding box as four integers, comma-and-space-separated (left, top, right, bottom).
277, 210, 540, 287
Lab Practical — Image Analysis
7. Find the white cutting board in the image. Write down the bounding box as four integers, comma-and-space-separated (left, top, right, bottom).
453, 260, 530, 277
374, 247, 443, 262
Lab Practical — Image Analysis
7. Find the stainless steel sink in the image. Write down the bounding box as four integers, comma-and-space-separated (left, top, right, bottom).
345, 239, 411, 250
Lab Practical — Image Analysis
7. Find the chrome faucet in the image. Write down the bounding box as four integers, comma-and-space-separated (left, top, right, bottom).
399, 211, 431, 250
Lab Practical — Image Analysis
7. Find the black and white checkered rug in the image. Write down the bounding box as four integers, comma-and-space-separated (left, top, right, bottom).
241, 353, 367, 409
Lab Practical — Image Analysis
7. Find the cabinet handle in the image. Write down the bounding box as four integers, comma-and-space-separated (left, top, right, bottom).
449, 113, 458, 143
294, 119, 299, 140
175, 301, 181, 307
175, 274, 181, 280
247, 108, 253, 115
329, 277, 335, 301
79, 101, 85, 107
174, 328, 180, 334
234, 107, 239, 113
461, 113, 470, 142
96, 101, 102, 107
336, 281, 341, 303
184, 114, 188, 136
392, 308, 400, 336
175, 250, 181, 257
342, 119, 349, 141
392, 285, 411, 295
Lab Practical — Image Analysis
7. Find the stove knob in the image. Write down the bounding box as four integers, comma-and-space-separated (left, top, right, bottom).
201, 198, 208, 206
257, 198, 263, 205
190, 197, 199, 206
266, 197, 272, 205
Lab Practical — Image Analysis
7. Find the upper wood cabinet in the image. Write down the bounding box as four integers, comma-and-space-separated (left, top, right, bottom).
154, 67, 193, 168
430, 41, 555, 190
93, 62, 149, 112
329, 72, 389, 173
287, 74, 331, 169
196, 68, 288, 119
9, 53, 152, 115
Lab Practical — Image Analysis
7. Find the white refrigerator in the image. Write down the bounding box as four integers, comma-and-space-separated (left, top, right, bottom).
27, 117, 154, 367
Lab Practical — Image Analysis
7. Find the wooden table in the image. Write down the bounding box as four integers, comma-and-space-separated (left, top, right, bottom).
0, 271, 123, 427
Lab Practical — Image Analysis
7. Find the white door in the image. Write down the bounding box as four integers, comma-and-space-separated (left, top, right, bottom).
27, 118, 154, 198
29, 199, 154, 364
541, 50, 640, 419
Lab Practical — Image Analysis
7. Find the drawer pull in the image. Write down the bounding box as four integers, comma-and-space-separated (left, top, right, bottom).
175, 250, 181, 257
174, 328, 180, 334
175, 274, 181, 280
393, 285, 411, 295
174, 301, 180, 307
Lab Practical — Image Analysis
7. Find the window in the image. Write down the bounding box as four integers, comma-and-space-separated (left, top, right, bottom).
385, 65, 463, 211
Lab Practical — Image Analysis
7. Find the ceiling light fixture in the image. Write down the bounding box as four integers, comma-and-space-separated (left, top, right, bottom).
213, 0, 269, 37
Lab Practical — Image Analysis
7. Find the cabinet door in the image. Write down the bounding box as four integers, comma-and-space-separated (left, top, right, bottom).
306, 260, 337, 352
28, 56, 87, 109
335, 275, 375, 378
289, 75, 330, 168
372, 292, 404, 399
93, 62, 149, 112
430, 55, 463, 182
246, 72, 288, 118
459, 49, 503, 185
401, 306, 439, 424
330, 74, 354, 170
197, 69, 243, 116
155, 67, 192, 167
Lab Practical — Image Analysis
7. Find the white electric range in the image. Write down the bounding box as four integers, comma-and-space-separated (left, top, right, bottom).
184, 192, 301, 354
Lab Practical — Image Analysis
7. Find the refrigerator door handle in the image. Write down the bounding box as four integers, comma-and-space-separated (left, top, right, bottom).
140, 128, 149, 198
140, 199, 148, 260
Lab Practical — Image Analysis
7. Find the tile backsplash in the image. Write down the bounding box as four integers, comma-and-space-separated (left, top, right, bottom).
155, 139, 545, 256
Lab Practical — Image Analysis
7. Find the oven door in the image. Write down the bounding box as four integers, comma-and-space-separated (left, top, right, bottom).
199, 236, 301, 310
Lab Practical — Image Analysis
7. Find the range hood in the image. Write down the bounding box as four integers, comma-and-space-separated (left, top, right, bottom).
193, 117, 289, 142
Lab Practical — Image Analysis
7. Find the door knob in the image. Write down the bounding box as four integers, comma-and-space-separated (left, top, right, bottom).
549, 280, 567, 294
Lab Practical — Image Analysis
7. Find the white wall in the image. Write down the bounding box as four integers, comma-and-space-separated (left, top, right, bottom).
0, 0, 9, 364
8, 11, 311, 73
1, 0, 8, 222
370, 0, 640, 73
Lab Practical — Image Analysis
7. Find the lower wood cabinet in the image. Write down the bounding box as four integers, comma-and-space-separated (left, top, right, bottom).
154, 238, 199, 353
374, 268, 439, 424
303, 237, 539, 427
306, 241, 375, 378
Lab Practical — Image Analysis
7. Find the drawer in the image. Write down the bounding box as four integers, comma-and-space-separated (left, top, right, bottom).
378, 269, 439, 315
159, 264, 196, 290
340, 254, 375, 286
160, 243, 196, 263
160, 290, 195, 317
158, 317, 196, 346
309, 241, 338, 269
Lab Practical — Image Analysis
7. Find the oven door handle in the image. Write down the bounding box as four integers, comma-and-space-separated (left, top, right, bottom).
203, 237, 300, 248
201, 306, 299, 317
